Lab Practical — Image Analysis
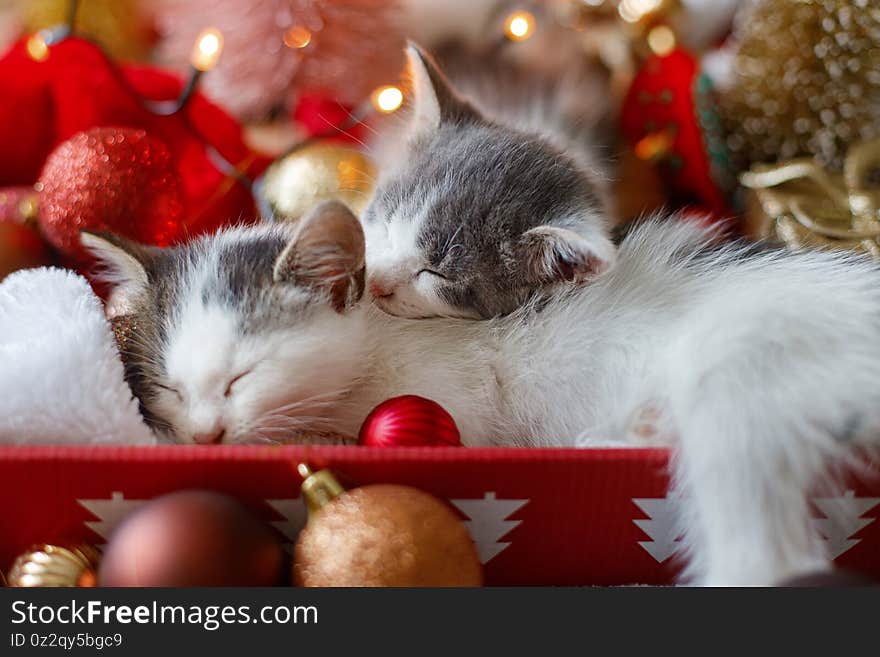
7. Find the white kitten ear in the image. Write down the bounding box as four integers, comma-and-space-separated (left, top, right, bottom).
406, 42, 475, 136
80, 231, 156, 316
521, 225, 617, 286
273, 200, 366, 313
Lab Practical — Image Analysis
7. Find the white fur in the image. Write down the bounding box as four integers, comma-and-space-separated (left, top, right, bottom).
362, 187, 473, 318
0, 268, 155, 446
276, 217, 880, 585
149, 227, 369, 445
406, 44, 442, 137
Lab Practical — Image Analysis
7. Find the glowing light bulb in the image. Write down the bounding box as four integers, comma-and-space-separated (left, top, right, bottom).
191, 28, 223, 71
372, 85, 404, 113
635, 128, 674, 161
618, 0, 662, 23
26, 33, 49, 62
647, 25, 676, 56
505, 11, 535, 41
284, 26, 312, 49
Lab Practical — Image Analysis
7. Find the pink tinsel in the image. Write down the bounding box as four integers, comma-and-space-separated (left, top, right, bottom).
151, 0, 405, 121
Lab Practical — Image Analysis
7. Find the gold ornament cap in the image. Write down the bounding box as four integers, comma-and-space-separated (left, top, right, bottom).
7, 545, 99, 587
298, 463, 345, 514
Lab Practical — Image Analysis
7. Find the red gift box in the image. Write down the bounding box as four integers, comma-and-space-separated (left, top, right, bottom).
1, 445, 878, 585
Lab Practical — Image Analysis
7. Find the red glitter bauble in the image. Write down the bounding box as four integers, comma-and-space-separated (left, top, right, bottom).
358, 395, 462, 447
37, 127, 184, 261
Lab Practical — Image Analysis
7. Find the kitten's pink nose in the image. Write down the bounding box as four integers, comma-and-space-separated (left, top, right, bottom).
369, 279, 395, 299
192, 428, 225, 445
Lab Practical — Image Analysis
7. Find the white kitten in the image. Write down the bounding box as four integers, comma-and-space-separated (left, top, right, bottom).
86, 202, 880, 585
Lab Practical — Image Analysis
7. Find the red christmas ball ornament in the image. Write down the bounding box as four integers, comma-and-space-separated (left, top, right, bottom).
37, 127, 184, 262
0, 36, 268, 237
358, 395, 461, 447
98, 490, 284, 587
0, 187, 53, 278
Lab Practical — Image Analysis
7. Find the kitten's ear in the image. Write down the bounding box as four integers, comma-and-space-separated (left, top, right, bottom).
80, 231, 156, 316
520, 226, 616, 287
273, 200, 366, 313
406, 42, 474, 135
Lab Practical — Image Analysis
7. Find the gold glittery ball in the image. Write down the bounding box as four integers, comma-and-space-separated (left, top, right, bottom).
294, 484, 483, 587
720, 0, 880, 172
7, 545, 100, 587
257, 143, 375, 223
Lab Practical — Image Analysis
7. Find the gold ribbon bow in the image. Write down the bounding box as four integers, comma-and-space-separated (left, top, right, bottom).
740, 139, 880, 258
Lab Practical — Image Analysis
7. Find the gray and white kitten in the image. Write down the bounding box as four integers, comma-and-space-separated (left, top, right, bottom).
363, 44, 617, 319
81, 203, 367, 445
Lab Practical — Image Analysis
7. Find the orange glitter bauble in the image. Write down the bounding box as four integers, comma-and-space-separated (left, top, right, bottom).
294, 477, 483, 587
37, 127, 184, 262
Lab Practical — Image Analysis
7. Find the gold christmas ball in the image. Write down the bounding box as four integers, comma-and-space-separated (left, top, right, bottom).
257, 143, 375, 223
720, 0, 880, 172
294, 468, 482, 587
7, 544, 99, 587
21, 0, 153, 61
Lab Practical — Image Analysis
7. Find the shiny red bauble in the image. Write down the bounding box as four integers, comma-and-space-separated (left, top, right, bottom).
358, 395, 462, 447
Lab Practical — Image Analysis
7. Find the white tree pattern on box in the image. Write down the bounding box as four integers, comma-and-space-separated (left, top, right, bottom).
78, 491, 147, 542
812, 490, 880, 559
265, 498, 307, 547
450, 492, 529, 564
632, 495, 684, 563
633, 489, 880, 564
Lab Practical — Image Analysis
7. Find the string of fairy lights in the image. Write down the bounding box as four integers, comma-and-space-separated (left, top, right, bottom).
18, 0, 676, 197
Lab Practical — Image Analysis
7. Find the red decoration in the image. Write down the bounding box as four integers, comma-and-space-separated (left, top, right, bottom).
38, 128, 184, 261
2, 446, 879, 586
0, 46, 55, 186
358, 395, 462, 448
98, 490, 284, 587
0, 36, 271, 239
620, 48, 735, 218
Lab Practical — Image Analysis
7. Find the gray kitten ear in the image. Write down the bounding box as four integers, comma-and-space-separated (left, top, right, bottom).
406, 42, 475, 136
80, 231, 156, 316
520, 226, 616, 286
273, 200, 366, 313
